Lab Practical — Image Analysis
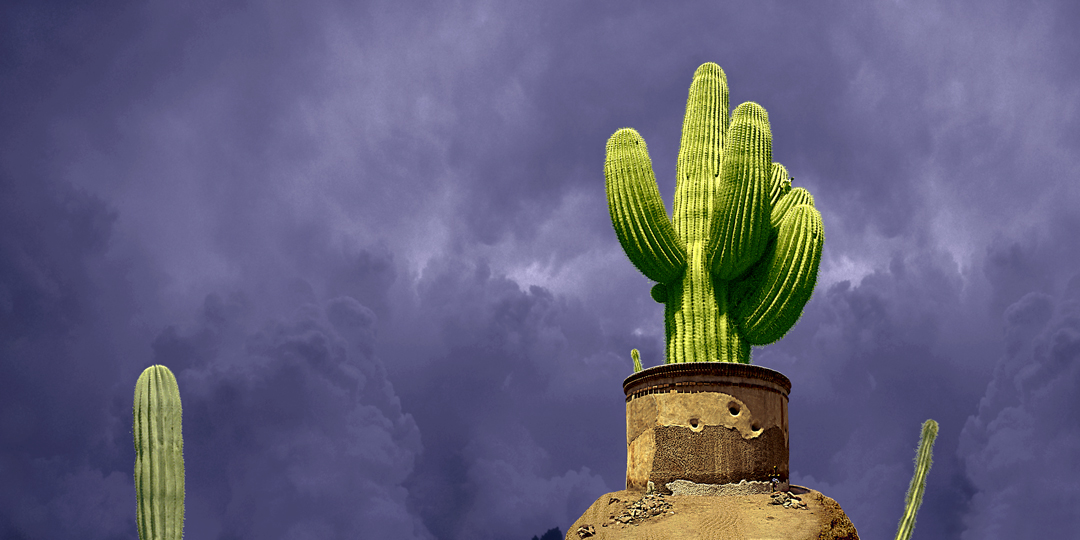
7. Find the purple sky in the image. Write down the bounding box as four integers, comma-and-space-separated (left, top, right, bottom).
3, 1, 1079, 539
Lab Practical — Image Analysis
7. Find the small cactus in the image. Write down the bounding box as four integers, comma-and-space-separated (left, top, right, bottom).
895, 419, 938, 540
606, 62, 823, 365
134, 365, 185, 540
631, 349, 643, 373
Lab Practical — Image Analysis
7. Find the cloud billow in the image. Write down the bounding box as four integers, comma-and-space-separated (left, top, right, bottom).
158, 289, 432, 539
391, 252, 617, 539
958, 275, 1080, 539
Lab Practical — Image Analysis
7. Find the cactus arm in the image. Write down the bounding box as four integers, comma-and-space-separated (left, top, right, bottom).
895, 419, 939, 540
674, 62, 728, 192
631, 349, 643, 373
605, 128, 687, 284
708, 102, 774, 281
134, 365, 185, 540
733, 204, 824, 345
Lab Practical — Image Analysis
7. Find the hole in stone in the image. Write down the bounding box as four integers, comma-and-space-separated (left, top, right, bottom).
752, 422, 761, 432
689, 418, 699, 428
728, 403, 740, 416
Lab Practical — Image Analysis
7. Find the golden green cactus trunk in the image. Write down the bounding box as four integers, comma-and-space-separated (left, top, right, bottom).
895, 419, 938, 540
133, 364, 185, 540
605, 62, 824, 365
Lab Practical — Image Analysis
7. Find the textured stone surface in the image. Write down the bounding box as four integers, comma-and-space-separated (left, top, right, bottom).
566, 485, 860, 540
651, 423, 788, 488
626, 391, 789, 491
623, 364, 791, 492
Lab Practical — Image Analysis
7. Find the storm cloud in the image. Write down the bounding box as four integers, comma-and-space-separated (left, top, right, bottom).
3, 1, 1079, 539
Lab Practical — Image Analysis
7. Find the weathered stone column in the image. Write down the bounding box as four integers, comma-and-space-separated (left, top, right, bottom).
623, 362, 791, 493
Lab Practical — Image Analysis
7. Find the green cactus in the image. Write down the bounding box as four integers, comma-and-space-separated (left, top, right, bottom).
606, 62, 823, 365
133, 365, 185, 540
631, 348, 643, 373
895, 419, 938, 540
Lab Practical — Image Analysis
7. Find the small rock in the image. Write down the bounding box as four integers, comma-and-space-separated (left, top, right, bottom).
607, 491, 674, 526
576, 525, 595, 538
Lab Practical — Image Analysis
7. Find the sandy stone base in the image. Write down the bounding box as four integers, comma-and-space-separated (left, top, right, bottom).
566, 485, 860, 540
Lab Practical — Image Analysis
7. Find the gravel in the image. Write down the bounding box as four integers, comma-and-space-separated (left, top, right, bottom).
665, 479, 788, 496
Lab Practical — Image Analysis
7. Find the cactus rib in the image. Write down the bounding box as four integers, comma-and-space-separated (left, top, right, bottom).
768, 163, 793, 207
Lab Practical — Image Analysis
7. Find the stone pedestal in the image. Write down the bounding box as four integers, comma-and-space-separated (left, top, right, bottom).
623, 362, 791, 492
563, 362, 861, 539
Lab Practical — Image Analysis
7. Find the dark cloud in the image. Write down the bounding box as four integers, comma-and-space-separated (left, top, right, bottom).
390, 253, 616, 538
983, 231, 1060, 319
0, 172, 116, 340
958, 274, 1080, 539
0, 168, 131, 539
170, 290, 429, 539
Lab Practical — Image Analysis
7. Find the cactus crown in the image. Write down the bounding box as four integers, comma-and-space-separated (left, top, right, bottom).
605, 62, 824, 366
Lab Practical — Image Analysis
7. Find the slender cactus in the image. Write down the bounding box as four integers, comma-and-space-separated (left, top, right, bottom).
605, 62, 823, 366
895, 419, 938, 540
631, 349, 643, 373
134, 365, 185, 540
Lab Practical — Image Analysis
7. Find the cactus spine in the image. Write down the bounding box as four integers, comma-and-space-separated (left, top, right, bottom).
605, 62, 824, 365
894, 419, 938, 540
134, 365, 185, 540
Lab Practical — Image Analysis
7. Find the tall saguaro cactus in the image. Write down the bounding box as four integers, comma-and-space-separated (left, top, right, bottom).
606, 62, 824, 365
895, 419, 938, 540
133, 364, 185, 540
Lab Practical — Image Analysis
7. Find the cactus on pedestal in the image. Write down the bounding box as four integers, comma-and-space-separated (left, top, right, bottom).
605, 62, 824, 366
133, 364, 185, 540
